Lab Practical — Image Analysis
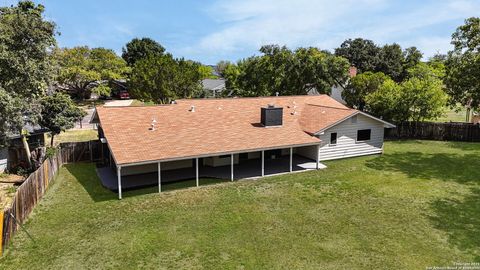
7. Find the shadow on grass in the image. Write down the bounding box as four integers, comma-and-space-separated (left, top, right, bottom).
365, 152, 480, 184
445, 141, 480, 152
429, 188, 480, 261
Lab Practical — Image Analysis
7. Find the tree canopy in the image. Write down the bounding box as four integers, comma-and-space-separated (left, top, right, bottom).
0, 1, 56, 146
335, 38, 423, 82
128, 55, 203, 104
39, 92, 86, 146
55, 46, 130, 99
365, 63, 447, 122
445, 17, 480, 112
343, 72, 389, 111
226, 45, 350, 97
121, 37, 165, 66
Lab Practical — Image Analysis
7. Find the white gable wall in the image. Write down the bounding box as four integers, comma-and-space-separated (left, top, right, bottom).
318, 114, 385, 161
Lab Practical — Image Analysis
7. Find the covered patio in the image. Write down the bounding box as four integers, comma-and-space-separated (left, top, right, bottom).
98, 151, 326, 194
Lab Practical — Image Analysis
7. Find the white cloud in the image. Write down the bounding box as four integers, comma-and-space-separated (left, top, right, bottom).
180, 0, 480, 63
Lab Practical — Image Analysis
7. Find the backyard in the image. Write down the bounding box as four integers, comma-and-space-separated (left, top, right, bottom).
0, 140, 479, 269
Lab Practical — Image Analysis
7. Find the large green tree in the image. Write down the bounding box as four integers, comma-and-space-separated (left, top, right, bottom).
335, 38, 423, 82
55, 46, 129, 99
445, 17, 480, 120
335, 38, 380, 73
343, 72, 389, 111
40, 92, 86, 146
121, 37, 165, 66
0, 1, 56, 167
128, 54, 203, 104
229, 45, 349, 97
366, 63, 447, 122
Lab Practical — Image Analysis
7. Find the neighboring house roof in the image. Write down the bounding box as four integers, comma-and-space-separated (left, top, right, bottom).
7, 124, 49, 140
202, 79, 226, 91
95, 95, 393, 166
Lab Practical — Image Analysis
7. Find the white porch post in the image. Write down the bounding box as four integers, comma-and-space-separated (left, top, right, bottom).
158, 162, 161, 193
290, 147, 293, 172
117, 166, 122, 200
196, 158, 199, 187
261, 150, 265, 177
230, 154, 234, 181
316, 144, 320, 170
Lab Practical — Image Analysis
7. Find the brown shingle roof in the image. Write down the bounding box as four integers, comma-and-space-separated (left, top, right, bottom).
96, 95, 355, 165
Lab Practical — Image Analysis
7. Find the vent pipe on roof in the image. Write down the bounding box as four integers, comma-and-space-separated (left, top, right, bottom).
190, 105, 195, 112
150, 117, 157, 131
275, 92, 279, 97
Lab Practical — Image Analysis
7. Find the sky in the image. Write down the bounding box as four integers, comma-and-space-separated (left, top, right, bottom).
2, 0, 480, 64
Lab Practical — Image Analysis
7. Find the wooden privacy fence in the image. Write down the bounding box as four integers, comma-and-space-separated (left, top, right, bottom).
1, 140, 101, 255
385, 121, 480, 142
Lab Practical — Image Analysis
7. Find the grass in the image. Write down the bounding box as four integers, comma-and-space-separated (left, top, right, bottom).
130, 99, 156, 106
1, 140, 479, 269
46, 129, 98, 146
432, 106, 467, 123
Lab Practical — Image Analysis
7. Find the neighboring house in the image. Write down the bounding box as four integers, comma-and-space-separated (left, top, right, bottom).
309, 66, 358, 105
202, 79, 226, 97
0, 125, 48, 173
92, 95, 394, 199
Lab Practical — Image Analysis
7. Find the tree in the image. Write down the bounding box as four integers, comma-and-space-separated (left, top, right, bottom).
445, 17, 480, 121
40, 92, 86, 146
0, 1, 57, 167
121, 37, 165, 66
198, 65, 217, 79
343, 72, 389, 111
55, 46, 129, 99
377, 43, 404, 81
230, 45, 349, 97
400, 47, 423, 81
128, 55, 203, 103
365, 63, 447, 122
335, 38, 380, 73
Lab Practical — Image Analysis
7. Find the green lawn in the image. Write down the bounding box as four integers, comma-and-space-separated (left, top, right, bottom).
47, 129, 98, 146
432, 106, 468, 122
1, 140, 479, 269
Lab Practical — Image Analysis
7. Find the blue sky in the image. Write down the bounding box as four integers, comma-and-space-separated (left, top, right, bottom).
2, 0, 480, 64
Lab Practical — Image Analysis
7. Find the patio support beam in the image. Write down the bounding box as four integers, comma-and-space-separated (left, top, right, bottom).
261, 150, 265, 177
117, 166, 122, 200
158, 162, 161, 193
196, 158, 199, 187
290, 147, 293, 172
316, 145, 320, 170
230, 154, 234, 181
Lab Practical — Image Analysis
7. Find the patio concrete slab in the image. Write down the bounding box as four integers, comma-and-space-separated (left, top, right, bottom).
97, 155, 326, 191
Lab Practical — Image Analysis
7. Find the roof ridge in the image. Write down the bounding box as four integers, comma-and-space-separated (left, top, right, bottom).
176, 94, 329, 102
305, 103, 353, 111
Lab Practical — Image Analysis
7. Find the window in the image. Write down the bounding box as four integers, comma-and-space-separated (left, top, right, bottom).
330, 132, 337, 145
351, 115, 357, 123
357, 129, 371, 141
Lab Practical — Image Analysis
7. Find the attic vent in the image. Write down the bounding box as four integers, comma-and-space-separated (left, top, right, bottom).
261, 105, 283, 127
190, 105, 195, 112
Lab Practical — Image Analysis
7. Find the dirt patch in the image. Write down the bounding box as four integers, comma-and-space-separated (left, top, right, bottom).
0, 174, 22, 210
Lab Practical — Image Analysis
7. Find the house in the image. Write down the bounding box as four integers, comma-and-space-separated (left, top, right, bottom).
309, 66, 358, 104
0, 125, 48, 173
202, 79, 227, 97
92, 95, 394, 199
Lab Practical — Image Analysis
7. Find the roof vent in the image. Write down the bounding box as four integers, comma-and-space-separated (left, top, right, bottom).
150, 117, 157, 131
275, 92, 279, 97
261, 105, 283, 127
190, 105, 195, 112
171, 100, 177, 104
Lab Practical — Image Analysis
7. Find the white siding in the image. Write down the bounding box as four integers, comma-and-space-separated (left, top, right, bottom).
318, 114, 384, 161
0, 148, 7, 173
